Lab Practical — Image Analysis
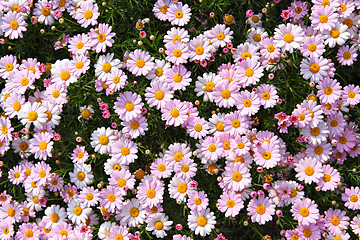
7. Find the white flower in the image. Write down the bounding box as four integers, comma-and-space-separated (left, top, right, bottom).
67, 199, 91, 225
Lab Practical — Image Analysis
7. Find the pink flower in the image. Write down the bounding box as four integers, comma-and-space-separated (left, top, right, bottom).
19, 6, 27, 13
263, 183, 270, 190
141, 108, 147, 114
39, 197, 47, 206
43, 78, 51, 87
99, 102, 108, 110
251, 191, 257, 198
257, 190, 264, 197
277, 99, 282, 104
111, 122, 117, 128
102, 110, 110, 118
80, 225, 89, 233
246, 10, 254, 17
12, 132, 19, 138
296, 136, 304, 143
44, 2, 52, 10
268, 73, 274, 80
200, 60, 207, 67
276, 210, 283, 217
209, 12, 215, 18
53, 132, 61, 141
0, 39, 4, 44
189, 26, 195, 32
21, 128, 29, 134
76, 137, 82, 142
223, 48, 229, 54
54, 9, 63, 18
190, 180, 198, 188
176, 224, 182, 230
139, 31, 146, 38
103, 214, 109, 220
31, 16, 37, 24
281, 10, 292, 20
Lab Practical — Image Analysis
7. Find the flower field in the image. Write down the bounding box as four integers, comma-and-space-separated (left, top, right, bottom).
1, 0, 360, 239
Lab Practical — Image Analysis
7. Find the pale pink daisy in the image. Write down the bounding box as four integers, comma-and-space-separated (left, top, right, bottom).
109, 169, 135, 194
71, 146, 89, 164
17, 101, 47, 129
2, 93, 25, 118
1, 11, 27, 40
186, 117, 209, 139
126, 49, 155, 76
16, 223, 41, 240
43, 83, 68, 106
121, 116, 148, 139
335, 126, 356, 152
260, 37, 280, 61
153, 0, 173, 21
257, 84, 278, 109
136, 176, 165, 208
336, 44, 358, 66
253, 141, 282, 169
163, 142, 192, 164
295, 157, 323, 184
51, 59, 78, 86
0, 116, 13, 142
174, 157, 197, 180
301, 121, 329, 145
301, 35, 326, 58
119, 198, 146, 228
95, 53, 122, 81
323, 23, 350, 48
289, 0, 308, 19
29, 132, 53, 161
247, 196, 275, 225
33, 0, 57, 25
0, 54, 19, 79
306, 142, 332, 163
194, 72, 222, 102
70, 54, 90, 77
237, 58, 264, 87
168, 177, 196, 202
350, 215, 360, 235
223, 163, 251, 192
343, 84, 360, 105
31, 161, 51, 187
187, 191, 209, 212
342, 186, 360, 210
188, 35, 212, 62
273, 23, 304, 53
75, 2, 99, 28
217, 190, 244, 217
163, 27, 190, 45
165, 41, 190, 65
90, 127, 116, 155
317, 78, 342, 104
166, 2, 191, 26
207, 24, 233, 48
196, 136, 224, 164
161, 99, 189, 127
0, 201, 21, 224
8, 165, 25, 185
326, 113, 346, 136
297, 223, 321, 240
300, 56, 330, 82
145, 80, 174, 110
88, 23, 115, 53
233, 42, 260, 62
146, 59, 171, 81
291, 198, 319, 225
99, 186, 123, 213
114, 91, 143, 122
145, 212, 173, 238
110, 138, 138, 165
212, 80, 239, 108
164, 64, 192, 91
187, 208, 216, 237
68, 33, 90, 56
223, 111, 251, 137
237, 90, 261, 116
310, 6, 338, 32
324, 208, 349, 235
150, 157, 173, 179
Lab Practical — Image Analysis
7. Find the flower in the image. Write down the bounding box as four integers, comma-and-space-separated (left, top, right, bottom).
163, 27, 190, 44
165, 41, 190, 65
1, 11, 27, 39
153, 0, 173, 21
237, 90, 261, 116
43, 205, 67, 229
291, 198, 319, 225
110, 138, 138, 165
161, 99, 189, 127
146, 213, 173, 238
188, 208, 216, 237
136, 176, 164, 208
167, 2, 191, 26
223, 163, 251, 192
90, 127, 116, 155
127, 49, 155, 76
145, 80, 174, 110
336, 44, 358, 66
295, 157, 324, 184
207, 24, 233, 48
323, 23, 350, 48
213, 80, 239, 108
119, 198, 146, 227
66, 199, 91, 225
164, 64, 192, 91
273, 23, 304, 53
89, 23, 115, 53
194, 72, 222, 102
114, 91, 144, 122
324, 208, 350, 235
237, 58, 264, 87
342, 186, 360, 210
17, 102, 47, 129
29, 132, 53, 161
75, 2, 100, 28
300, 56, 330, 82
247, 196, 275, 225
310, 6, 338, 32
187, 191, 209, 212
69, 163, 93, 190
189, 36, 213, 62
217, 190, 244, 217
343, 84, 360, 105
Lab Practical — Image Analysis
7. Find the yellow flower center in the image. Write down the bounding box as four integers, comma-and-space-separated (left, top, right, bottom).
181, 164, 190, 173
117, 178, 126, 187
170, 109, 180, 118
125, 102, 134, 111
308, 43, 317, 52
76, 42, 84, 49
256, 205, 266, 215
60, 71, 70, 81
42, 7, 50, 16
174, 152, 184, 162
7, 208, 15, 217
245, 68, 254, 77
14, 172, 20, 178
51, 178, 58, 185
25, 229, 33, 238
350, 195, 358, 202
242, 52, 251, 59
102, 63, 112, 73
283, 33, 294, 43
217, 32, 225, 40
208, 144, 217, 153
262, 92, 270, 100
305, 166, 314, 176
130, 208, 139, 217
243, 99, 252, 107
172, 36, 182, 43
193, 124, 203, 132
20, 77, 30, 86
343, 19, 353, 28
51, 213, 59, 223
173, 49, 182, 58
197, 216, 207, 227
322, 174, 331, 182
76, 62, 84, 69
295, 7, 302, 14
216, 122, 224, 131
5, 63, 13, 71
115, 235, 123, 240
38, 169, 46, 178
146, 189, 156, 198
81, 109, 91, 118
177, 183, 187, 193
67, 189, 74, 197
154, 221, 164, 230
232, 172, 242, 182
348, 91, 355, 98
155, 90, 165, 100
221, 89, 231, 99
339, 136, 347, 144
12, 5, 20, 12
231, 119, 240, 128
267, 45, 275, 53
97, 33, 106, 43
130, 120, 139, 130
253, 34, 261, 42
28, 111, 38, 121
309, 63, 320, 73
3, 228, 9, 235
343, 51, 351, 59
195, 46, 204, 55
310, 127, 320, 136
113, 164, 122, 171
175, 10, 183, 18
121, 147, 130, 156
303, 229, 312, 238
331, 216, 340, 226
226, 199, 235, 208
319, 14, 328, 23
324, 86, 333, 95
262, 151, 271, 160
112, 76, 120, 84
158, 164, 166, 172
314, 146, 323, 155
20, 142, 28, 151
300, 207, 309, 217
52, 90, 60, 98
107, 193, 116, 202
84, 10, 93, 19
173, 74, 183, 83
224, 15, 234, 24
160, 5, 168, 14
39, 141, 47, 151
77, 172, 85, 181
194, 198, 202, 205
73, 206, 82, 215
10, 20, 19, 30
330, 29, 340, 38
136, 59, 145, 68
99, 135, 109, 145
340, 4, 347, 12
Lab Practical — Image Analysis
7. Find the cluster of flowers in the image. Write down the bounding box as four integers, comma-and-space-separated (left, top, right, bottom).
1, 0, 360, 239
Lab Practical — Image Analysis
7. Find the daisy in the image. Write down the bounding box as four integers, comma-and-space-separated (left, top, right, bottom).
44, 83, 68, 106
196, 136, 224, 164
273, 23, 304, 53
104, 158, 129, 176
146, 59, 171, 81
324, 208, 349, 235
188, 208, 216, 237
88, 23, 115, 53
166, 2, 191, 26
146, 213, 173, 239
248, 27, 268, 45
0, 201, 21, 224
74, 2, 99, 28
165, 41, 190, 65
8, 165, 25, 185
110, 138, 138, 165
0, 222, 14, 240
237, 90, 261, 116
350, 215, 360, 235
301, 35, 326, 58
291, 198, 319, 225
78, 105, 94, 121
342, 186, 360, 210
48, 174, 64, 193
68, 33, 90, 55
223, 111, 251, 138
33, 0, 57, 25
51, 59, 78, 86
0, 116, 13, 143
43, 205, 67, 229
153, 0, 173, 21
99, 186, 123, 213
161, 99, 189, 127
233, 42, 260, 62
187, 191, 209, 212
295, 157, 324, 184
121, 116, 148, 139
107, 225, 129, 240
223, 163, 251, 192
253, 142, 282, 169
306, 142, 332, 163
188, 35, 213, 62
247, 196, 275, 225
163, 142, 192, 164
94, 53, 122, 81
336, 44, 358, 66
297, 223, 321, 240
69, 163, 93, 190
207, 24, 233, 48
90, 127, 116, 155
3, 93, 25, 118
126, 49, 155, 76
246, 13, 263, 28
289, 0, 308, 19
310, 6, 338, 32
145, 80, 174, 110
260, 37, 280, 60
300, 100, 324, 128
237, 58, 264, 87
17, 101, 47, 129
0, 54, 19, 79
28, 132, 53, 161
340, 12, 360, 36
335, 127, 356, 152
136, 176, 165, 208
326, 113, 346, 136
317, 78, 342, 104
168, 177, 196, 202
78, 186, 100, 208
70, 54, 90, 77
337, 0, 355, 18
301, 121, 329, 145
195, 72, 222, 102
114, 91, 143, 122
16, 223, 41, 240
150, 157, 173, 179
257, 84, 278, 109
1, 11, 27, 39
163, 27, 190, 44
109, 169, 136, 193
343, 84, 360, 105
31, 161, 51, 187
164, 64, 192, 91
67, 199, 91, 225
217, 190, 244, 217
208, 113, 226, 136
323, 23, 350, 48
212, 80, 239, 108
300, 56, 330, 82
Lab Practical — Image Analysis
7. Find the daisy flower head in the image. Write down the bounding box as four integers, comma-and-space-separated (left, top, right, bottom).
305, 141, 332, 163
0, 201, 21, 224
212, 80, 240, 108
196, 136, 224, 164
3, 92, 25, 118
146, 213, 173, 239
165, 41, 190, 65
217, 190, 244, 217
247, 196, 275, 225
105, 68, 127, 94
246, 13, 263, 28
340, 12, 360, 36
43, 205, 67, 229
8, 165, 25, 185
194, 72, 222, 102
233, 42, 260, 62
68, 33, 90, 55
237, 90, 261, 116
291, 197, 319, 225
273, 23, 304, 53
335, 126, 356, 152
126, 49, 155, 76
300, 99, 324, 128
16, 223, 41, 240
69, 163, 93, 190
74, 1, 100, 28
114, 91, 144, 122
223, 163, 252, 192
317, 78, 342, 104
260, 37, 280, 60
188, 35, 213, 62
323, 22, 350, 48
121, 115, 148, 139
31, 161, 51, 187
1, 11, 27, 39
107, 225, 129, 240
188, 208, 216, 237
0, 116, 13, 142
67, 199, 91, 225
33, 0, 57, 25
350, 215, 360, 235
151, 157, 173, 179
342, 186, 360, 210
301, 35, 326, 58
337, 0, 355, 18
223, 111, 251, 137
237, 58, 264, 87
336, 44, 358, 66
289, 0, 309, 19
164, 64, 192, 91
51, 59, 78, 86
257, 84, 278, 109
44, 83, 68, 106
136, 176, 165, 208
167, 2, 191, 26
119, 198, 146, 228
161, 99, 189, 127
186, 117, 209, 140
247, 27, 268, 45
99, 186, 124, 213
163, 142, 192, 164
295, 157, 324, 184
28, 132, 53, 161
70, 54, 90, 77
326, 113, 346, 136
168, 177, 196, 202
146, 59, 171, 81
310, 5, 338, 32
300, 56, 330, 82
89, 23, 115, 53
153, 0, 173, 21
145, 80, 173, 110
207, 24, 233, 48
90, 127, 116, 155
95, 53, 122, 81
78, 105, 94, 121
253, 141, 282, 169
187, 191, 209, 212
0, 222, 14, 240
110, 138, 138, 165
0, 54, 19, 79
301, 121, 329, 145
163, 27, 190, 45
17, 101, 48, 129
324, 208, 349, 235
343, 84, 360, 105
